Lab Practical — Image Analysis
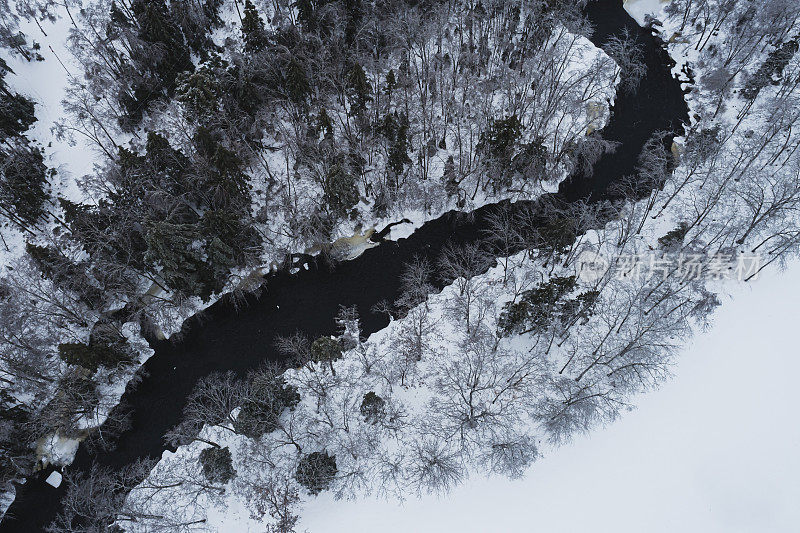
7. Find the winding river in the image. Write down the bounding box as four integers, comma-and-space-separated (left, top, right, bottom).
0, 1, 688, 530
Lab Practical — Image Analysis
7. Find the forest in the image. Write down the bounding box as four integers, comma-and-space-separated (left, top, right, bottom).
0, 0, 799, 531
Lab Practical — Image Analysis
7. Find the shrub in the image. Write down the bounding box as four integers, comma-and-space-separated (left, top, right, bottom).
48, 373, 101, 430
658, 222, 690, 250
295, 451, 337, 495
478, 115, 523, 190
198, 446, 235, 484
234, 377, 300, 439
360, 392, 386, 424
58, 339, 135, 373
497, 277, 597, 336
310, 336, 343, 374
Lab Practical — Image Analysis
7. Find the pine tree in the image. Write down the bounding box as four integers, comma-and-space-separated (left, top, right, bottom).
497, 276, 587, 336
0, 5, 42, 61
512, 137, 547, 182
294, 0, 316, 31
343, 0, 365, 45
0, 393, 37, 485
193, 126, 250, 212
107, 0, 132, 39
201, 209, 260, 289
478, 115, 523, 162
478, 115, 523, 190
0, 145, 49, 227
742, 39, 799, 101
442, 155, 458, 196
384, 69, 396, 96
317, 108, 334, 138
144, 221, 218, 300
381, 111, 411, 182
284, 58, 312, 106
0, 59, 36, 141
175, 59, 224, 121
24, 243, 102, 306
346, 62, 372, 116
172, 0, 224, 56
241, 0, 269, 53
0, 59, 48, 228
58, 340, 135, 373
121, 0, 194, 124
323, 159, 359, 217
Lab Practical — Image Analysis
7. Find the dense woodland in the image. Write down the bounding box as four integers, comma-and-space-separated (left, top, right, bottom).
0, 0, 799, 531
0, 0, 617, 509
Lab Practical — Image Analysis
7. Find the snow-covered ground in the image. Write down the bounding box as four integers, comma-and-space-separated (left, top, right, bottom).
3, 8, 97, 203
623, 0, 668, 26
1, 3, 615, 502
299, 4, 800, 527
0, 10, 95, 274
254, 2, 800, 530
0, 5, 155, 484
6, 1, 798, 530
299, 262, 800, 533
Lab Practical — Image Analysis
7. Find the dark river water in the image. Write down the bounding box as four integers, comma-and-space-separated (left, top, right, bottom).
0, 1, 688, 530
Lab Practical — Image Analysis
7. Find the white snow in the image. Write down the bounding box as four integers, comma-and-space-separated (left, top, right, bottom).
4, 12, 99, 197
36, 433, 80, 468
623, 0, 667, 26
45, 471, 62, 489
299, 261, 800, 533
4, 2, 796, 531
122, 5, 800, 528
